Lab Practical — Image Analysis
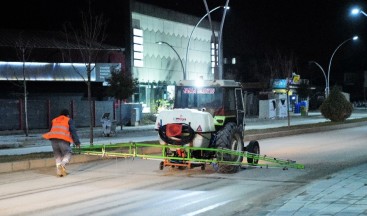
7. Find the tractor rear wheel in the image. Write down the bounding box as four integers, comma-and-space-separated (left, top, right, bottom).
246, 140, 260, 164
215, 122, 244, 173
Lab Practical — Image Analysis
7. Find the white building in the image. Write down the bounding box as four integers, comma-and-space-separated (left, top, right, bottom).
129, 1, 221, 112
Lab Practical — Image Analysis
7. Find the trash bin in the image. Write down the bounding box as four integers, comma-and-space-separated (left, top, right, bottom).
101, 113, 117, 136
131, 108, 141, 126
300, 101, 308, 116
294, 103, 301, 114
300, 106, 308, 116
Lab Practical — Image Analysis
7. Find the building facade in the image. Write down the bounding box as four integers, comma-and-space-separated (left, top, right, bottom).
129, 1, 220, 112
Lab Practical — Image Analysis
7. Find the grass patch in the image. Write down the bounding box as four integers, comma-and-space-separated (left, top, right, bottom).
246, 117, 367, 135
0, 152, 54, 163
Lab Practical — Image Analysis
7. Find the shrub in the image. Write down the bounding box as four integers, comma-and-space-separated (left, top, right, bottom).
320, 87, 353, 122
140, 113, 157, 125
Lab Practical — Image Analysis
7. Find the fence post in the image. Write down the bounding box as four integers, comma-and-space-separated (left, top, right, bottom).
46, 99, 51, 129
18, 98, 23, 130
93, 100, 96, 127
113, 100, 117, 120
70, 100, 75, 118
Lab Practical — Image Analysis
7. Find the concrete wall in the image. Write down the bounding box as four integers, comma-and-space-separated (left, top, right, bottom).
1, 100, 20, 131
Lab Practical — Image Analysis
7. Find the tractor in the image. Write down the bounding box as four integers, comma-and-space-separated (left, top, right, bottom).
154, 79, 260, 173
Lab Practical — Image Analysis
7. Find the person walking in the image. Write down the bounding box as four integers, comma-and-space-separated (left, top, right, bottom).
43, 109, 81, 177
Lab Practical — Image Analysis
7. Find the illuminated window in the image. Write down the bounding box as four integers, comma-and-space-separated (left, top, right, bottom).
134, 60, 144, 67
211, 42, 218, 74
134, 52, 143, 60
133, 28, 143, 67
133, 28, 143, 36
133, 36, 143, 44
133, 44, 143, 52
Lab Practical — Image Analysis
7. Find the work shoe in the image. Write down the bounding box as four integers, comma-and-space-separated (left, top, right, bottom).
60, 165, 68, 176
56, 164, 63, 177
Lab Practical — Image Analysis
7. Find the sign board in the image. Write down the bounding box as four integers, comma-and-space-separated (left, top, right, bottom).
272, 79, 287, 89
292, 75, 300, 84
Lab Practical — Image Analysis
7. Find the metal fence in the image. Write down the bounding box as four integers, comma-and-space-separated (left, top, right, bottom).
0, 98, 142, 131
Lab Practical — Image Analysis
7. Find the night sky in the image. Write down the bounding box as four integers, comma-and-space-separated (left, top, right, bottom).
2, 0, 367, 85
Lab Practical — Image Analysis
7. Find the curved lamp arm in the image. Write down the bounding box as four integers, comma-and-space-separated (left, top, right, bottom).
327, 36, 358, 96
156, 41, 185, 79
309, 61, 327, 96
184, 6, 228, 80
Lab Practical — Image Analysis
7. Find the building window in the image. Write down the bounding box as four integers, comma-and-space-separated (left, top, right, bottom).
133, 28, 143, 67
211, 42, 218, 74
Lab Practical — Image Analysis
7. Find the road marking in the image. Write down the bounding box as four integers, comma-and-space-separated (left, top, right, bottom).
182, 200, 232, 216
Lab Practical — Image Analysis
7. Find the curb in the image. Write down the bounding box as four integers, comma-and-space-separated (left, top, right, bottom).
244, 121, 367, 141
0, 154, 101, 174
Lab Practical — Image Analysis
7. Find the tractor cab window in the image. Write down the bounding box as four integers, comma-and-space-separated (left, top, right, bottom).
224, 88, 236, 111
174, 86, 223, 112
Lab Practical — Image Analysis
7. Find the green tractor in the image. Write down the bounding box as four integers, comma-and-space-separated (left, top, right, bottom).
155, 79, 260, 173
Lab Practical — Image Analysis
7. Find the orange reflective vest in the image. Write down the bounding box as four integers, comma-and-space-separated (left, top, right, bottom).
42, 116, 74, 143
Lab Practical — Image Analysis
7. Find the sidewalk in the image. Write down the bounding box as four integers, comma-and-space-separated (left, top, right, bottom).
267, 162, 367, 215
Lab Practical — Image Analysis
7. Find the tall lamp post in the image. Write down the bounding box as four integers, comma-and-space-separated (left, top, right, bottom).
218, 0, 230, 80
156, 41, 185, 79
309, 61, 328, 97
351, 7, 366, 101
326, 36, 358, 97
185, 5, 229, 80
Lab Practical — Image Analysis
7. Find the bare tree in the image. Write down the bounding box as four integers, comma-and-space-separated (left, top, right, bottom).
265, 50, 298, 126
14, 32, 33, 136
63, 2, 108, 146
240, 59, 270, 90
266, 50, 296, 80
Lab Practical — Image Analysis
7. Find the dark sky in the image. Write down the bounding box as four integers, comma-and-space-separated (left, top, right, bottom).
139, 1, 367, 59
2, 0, 367, 81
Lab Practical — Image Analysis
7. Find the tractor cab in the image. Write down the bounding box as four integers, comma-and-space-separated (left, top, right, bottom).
173, 79, 245, 129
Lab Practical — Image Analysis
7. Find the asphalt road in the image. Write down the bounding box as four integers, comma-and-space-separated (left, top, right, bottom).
0, 125, 366, 215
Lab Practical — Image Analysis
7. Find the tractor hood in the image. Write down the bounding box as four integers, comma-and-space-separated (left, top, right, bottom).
155, 108, 216, 132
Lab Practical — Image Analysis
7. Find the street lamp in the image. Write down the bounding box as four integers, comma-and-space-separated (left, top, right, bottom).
156, 41, 185, 79
309, 61, 327, 97
218, 0, 230, 80
351, 7, 367, 17
185, 5, 230, 80
327, 36, 358, 97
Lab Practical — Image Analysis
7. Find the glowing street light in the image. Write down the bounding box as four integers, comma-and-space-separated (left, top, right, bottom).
156, 41, 185, 79
185, 5, 230, 80
351, 7, 367, 17
326, 36, 358, 97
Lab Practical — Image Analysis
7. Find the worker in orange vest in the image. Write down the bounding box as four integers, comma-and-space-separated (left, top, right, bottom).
43, 109, 81, 177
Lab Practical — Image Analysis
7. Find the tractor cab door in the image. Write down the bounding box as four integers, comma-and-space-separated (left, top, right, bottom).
235, 88, 245, 129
